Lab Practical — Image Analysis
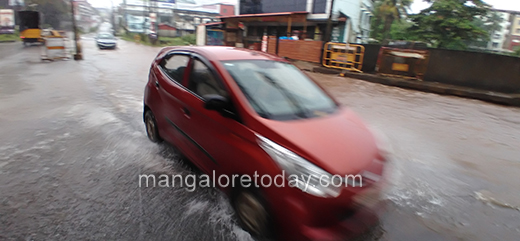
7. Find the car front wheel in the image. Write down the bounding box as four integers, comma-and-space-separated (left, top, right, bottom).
144, 110, 162, 143
232, 186, 274, 239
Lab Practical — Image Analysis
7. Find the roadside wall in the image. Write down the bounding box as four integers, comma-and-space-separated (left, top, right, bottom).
357, 44, 520, 94
266, 38, 323, 63
424, 49, 520, 94
266, 38, 520, 94
358, 44, 382, 73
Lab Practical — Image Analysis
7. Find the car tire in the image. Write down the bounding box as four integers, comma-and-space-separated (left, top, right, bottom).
232, 184, 275, 240
144, 110, 162, 143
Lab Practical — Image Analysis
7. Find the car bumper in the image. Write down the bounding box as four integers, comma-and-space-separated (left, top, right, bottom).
97, 42, 116, 48
267, 180, 387, 241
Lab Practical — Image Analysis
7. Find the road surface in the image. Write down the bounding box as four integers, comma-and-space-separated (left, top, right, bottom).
0, 38, 519, 240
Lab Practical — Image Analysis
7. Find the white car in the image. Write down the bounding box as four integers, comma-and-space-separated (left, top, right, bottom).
96, 32, 117, 49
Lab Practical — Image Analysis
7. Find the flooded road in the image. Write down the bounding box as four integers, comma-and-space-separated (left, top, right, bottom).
0, 38, 519, 240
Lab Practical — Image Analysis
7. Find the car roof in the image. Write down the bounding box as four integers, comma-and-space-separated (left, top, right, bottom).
160, 46, 286, 62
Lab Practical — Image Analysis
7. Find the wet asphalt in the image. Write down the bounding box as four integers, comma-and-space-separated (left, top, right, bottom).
0, 37, 519, 241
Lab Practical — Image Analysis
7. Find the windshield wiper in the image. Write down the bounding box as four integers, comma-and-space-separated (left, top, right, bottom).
256, 72, 308, 119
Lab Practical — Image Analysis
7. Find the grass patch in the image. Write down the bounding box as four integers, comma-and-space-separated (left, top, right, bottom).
158, 36, 192, 46
0, 33, 19, 42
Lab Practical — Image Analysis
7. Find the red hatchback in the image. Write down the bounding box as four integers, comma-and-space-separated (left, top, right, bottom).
143, 46, 387, 240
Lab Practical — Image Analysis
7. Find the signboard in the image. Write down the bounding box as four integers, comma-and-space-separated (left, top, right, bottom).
392, 63, 410, 72
126, 14, 150, 33
156, 0, 176, 8
0, 9, 15, 34
206, 30, 224, 46
9, 0, 25, 6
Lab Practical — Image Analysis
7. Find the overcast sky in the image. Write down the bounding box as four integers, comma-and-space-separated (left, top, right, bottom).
88, 0, 519, 12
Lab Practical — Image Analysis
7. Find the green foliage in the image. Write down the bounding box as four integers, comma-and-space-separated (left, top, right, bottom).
180, 34, 196, 45
514, 47, 520, 57
408, 0, 489, 50
90, 26, 99, 33
0, 34, 19, 42
371, 0, 413, 44
26, 0, 69, 29
122, 32, 194, 47
467, 11, 503, 48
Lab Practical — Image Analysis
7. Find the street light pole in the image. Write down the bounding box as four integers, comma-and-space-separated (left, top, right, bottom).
70, 0, 82, 60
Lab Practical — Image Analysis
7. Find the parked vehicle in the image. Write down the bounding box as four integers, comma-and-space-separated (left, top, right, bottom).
143, 46, 388, 240
95, 32, 117, 49
18, 10, 43, 45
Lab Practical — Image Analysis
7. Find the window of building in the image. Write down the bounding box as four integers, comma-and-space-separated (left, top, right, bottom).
312, 0, 327, 14
492, 42, 498, 48
223, 9, 227, 13
516, 28, 520, 34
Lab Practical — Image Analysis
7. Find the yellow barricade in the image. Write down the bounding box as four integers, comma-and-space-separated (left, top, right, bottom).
322, 42, 365, 73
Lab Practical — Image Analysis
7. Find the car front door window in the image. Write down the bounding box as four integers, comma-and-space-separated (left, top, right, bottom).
188, 59, 228, 98
161, 54, 190, 83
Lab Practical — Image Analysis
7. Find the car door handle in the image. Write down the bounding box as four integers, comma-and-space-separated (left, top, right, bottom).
155, 81, 160, 88
181, 107, 191, 117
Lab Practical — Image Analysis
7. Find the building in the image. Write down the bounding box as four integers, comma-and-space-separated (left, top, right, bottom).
485, 10, 511, 51
237, 0, 373, 43
73, 0, 100, 32
121, 0, 230, 36
201, 3, 235, 16
505, 12, 520, 51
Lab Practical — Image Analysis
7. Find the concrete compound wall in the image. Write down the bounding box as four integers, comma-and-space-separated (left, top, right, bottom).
424, 49, 520, 94
267, 38, 323, 63
264, 39, 520, 94
358, 44, 520, 94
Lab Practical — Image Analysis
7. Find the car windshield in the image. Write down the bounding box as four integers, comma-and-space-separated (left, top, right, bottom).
222, 60, 338, 121
98, 33, 114, 39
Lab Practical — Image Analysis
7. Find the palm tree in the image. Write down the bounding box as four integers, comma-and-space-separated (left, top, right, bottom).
373, 0, 413, 44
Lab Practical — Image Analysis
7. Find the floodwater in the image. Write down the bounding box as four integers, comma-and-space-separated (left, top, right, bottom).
0, 37, 519, 240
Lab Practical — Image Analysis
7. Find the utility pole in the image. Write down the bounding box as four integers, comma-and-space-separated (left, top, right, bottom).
324, 0, 335, 43
111, 0, 115, 36
70, 0, 82, 60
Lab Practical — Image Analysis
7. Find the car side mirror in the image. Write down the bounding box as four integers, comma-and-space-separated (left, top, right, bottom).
203, 94, 240, 121
203, 94, 228, 111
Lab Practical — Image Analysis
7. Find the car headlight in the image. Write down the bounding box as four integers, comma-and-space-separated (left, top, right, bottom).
256, 134, 342, 198
367, 125, 393, 157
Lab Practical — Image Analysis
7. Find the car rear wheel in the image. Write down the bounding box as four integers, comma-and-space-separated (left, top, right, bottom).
233, 187, 274, 239
144, 110, 162, 143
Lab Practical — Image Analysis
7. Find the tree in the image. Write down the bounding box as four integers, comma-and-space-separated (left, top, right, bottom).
408, 0, 489, 50
468, 11, 503, 48
25, 0, 69, 29
370, 17, 418, 42
371, 0, 413, 44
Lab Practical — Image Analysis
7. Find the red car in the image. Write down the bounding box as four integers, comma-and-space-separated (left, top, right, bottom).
143, 46, 388, 240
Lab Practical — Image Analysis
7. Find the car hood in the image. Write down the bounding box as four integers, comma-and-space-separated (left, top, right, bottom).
258, 108, 379, 175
